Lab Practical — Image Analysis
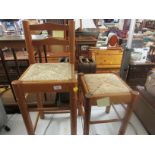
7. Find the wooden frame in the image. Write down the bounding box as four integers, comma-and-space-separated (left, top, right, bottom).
12, 20, 77, 135
78, 73, 139, 135
23, 20, 75, 65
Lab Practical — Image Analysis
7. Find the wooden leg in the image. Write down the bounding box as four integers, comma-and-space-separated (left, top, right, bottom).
118, 103, 134, 135
36, 93, 44, 119
12, 81, 34, 135
77, 87, 85, 116
84, 98, 91, 135
70, 87, 77, 135
105, 105, 111, 113
119, 92, 138, 135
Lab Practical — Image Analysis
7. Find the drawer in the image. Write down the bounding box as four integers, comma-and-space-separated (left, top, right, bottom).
127, 78, 146, 86
95, 54, 122, 65
94, 49, 123, 54
127, 72, 148, 78
129, 65, 155, 72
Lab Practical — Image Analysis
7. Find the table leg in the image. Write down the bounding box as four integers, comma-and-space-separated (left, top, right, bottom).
70, 88, 77, 135
12, 81, 34, 135
84, 98, 91, 135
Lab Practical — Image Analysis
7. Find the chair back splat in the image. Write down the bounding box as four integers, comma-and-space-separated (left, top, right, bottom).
23, 20, 75, 65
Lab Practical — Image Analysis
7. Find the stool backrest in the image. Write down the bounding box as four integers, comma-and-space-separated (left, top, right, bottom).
23, 20, 75, 64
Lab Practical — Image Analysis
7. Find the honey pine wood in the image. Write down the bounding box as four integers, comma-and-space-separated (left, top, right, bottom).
12, 20, 77, 135
78, 73, 139, 135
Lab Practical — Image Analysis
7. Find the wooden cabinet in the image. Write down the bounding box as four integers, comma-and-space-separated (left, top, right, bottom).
0, 59, 28, 84
75, 36, 97, 70
90, 47, 123, 73
126, 63, 155, 89
76, 36, 97, 58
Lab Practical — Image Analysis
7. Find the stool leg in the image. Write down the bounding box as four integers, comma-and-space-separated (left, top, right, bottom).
78, 87, 85, 116
36, 93, 44, 119
118, 103, 134, 135
70, 88, 77, 135
84, 98, 91, 135
12, 81, 34, 135
119, 91, 138, 135
105, 105, 111, 113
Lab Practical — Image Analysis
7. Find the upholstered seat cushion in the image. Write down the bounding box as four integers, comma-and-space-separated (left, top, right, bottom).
84, 73, 130, 96
20, 63, 73, 81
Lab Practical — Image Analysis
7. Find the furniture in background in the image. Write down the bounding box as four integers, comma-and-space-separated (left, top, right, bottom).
79, 73, 138, 135
142, 20, 155, 30
134, 86, 155, 134
76, 36, 97, 58
75, 36, 97, 71
90, 47, 123, 74
126, 62, 155, 89
148, 45, 155, 63
0, 35, 28, 100
12, 20, 77, 135
0, 35, 46, 108
78, 57, 96, 73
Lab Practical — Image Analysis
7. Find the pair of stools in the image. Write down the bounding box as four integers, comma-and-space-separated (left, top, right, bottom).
12, 68, 138, 134
13, 68, 138, 135
11, 20, 138, 135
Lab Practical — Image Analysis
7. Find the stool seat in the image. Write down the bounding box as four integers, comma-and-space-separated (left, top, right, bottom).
20, 63, 73, 81
84, 73, 130, 96
79, 73, 138, 134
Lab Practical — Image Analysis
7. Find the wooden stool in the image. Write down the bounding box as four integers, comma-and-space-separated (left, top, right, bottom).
12, 63, 77, 134
79, 73, 138, 135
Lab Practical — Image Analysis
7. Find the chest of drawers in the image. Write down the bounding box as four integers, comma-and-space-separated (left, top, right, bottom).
90, 47, 123, 73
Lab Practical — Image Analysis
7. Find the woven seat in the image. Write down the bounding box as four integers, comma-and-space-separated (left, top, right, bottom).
20, 63, 73, 81
79, 73, 138, 135
84, 73, 130, 96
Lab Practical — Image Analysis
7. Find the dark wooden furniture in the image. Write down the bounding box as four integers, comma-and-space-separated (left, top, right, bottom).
0, 36, 28, 100
0, 35, 47, 101
12, 20, 77, 135
75, 36, 97, 71
126, 62, 155, 89
76, 36, 97, 58
79, 73, 138, 135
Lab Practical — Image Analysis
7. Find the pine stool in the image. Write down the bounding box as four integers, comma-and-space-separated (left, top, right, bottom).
12, 63, 77, 135
79, 73, 138, 135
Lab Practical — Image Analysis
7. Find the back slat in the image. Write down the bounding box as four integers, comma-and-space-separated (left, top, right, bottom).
29, 22, 69, 31
23, 20, 75, 65
32, 37, 69, 46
